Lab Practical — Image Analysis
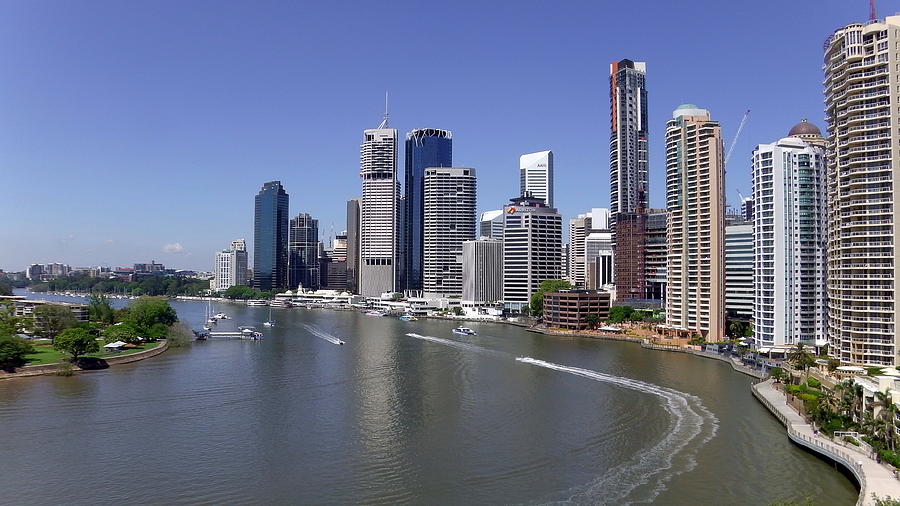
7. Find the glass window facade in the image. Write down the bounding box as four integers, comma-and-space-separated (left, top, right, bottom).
253, 181, 289, 292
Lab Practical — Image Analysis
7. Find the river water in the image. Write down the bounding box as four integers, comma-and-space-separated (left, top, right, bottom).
0, 293, 857, 505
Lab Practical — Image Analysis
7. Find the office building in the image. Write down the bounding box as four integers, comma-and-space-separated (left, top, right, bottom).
253, 181, 289, 292
569, 213, 592, 287
462, 239, 503, 304
359, 123, 400, 296
824, 17, 900, 365
346, 198, 361, 294
288, 213, 320, 290
752, 128, 826, 349
502, 194, 563, 309
585, 231, 614, 290
725, 222, 753, 323
544, 290, 612, 330
213, 240, 248, 292
422, 167, 476, 297
519, 150, 554, 207
664, 105, 725, 341
609, 59, 649, 228
615, 208, 667, 301
404, 128, 452, 291
644, 210, 668, 300
479, 209, 504, 239
25, 263, 72, 281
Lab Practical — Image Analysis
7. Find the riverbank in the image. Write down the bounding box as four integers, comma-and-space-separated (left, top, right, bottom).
0, 339, 169, 380
752, 378, 900, 505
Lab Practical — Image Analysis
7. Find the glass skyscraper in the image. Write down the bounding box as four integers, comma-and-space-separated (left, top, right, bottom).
404, 128, 452, 291
288, 213, 320, 290
253, 181, 289, 292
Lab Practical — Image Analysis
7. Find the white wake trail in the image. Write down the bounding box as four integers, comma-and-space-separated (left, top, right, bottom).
516, 357, 719, 505
405, 333, 505, 357
301, 323, 345, 345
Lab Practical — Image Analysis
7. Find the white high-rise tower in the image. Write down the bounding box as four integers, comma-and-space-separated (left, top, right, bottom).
519, 150, 553, 207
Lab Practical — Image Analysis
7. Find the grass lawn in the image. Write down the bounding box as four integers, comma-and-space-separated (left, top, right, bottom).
25, 340, 162, 365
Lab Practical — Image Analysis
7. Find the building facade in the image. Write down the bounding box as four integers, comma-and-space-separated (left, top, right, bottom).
568, 213, 592, 287
479, 209, 504, 239
585, 231, 614, 290
462, 239, 503, 304
288, 213, 320, 290
644, 210, 668, 301
253, 181, 290, 292
519, 150, 554, 207
664, 105, 725, 341
422, 167, 476, 297
609, 59, 649, 228
359, 126, 400, 296
213, 239, 248, 292
404, 128, 452, 292
824, 17, 900, 366
543, 290, 612, 330
346, 198, 361, 294
753, 129, 826, 349
502, 194, 563, 309
725, 221, 753, 324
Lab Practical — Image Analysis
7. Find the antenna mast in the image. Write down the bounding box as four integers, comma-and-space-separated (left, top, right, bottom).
377, 91, 389, 129
870, 0, 877, 21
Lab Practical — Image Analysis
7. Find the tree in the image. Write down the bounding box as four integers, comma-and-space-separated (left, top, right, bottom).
608, 306, 635, 324
0, 301, 27, 338
32, 304, 78, 340
874, 389, 897, 452
0, 277, 12, 296
529, 280, 572, 317
0, 335, 35, 370
787, 342, 816, 380
102, 322, 144, 344
451, 307, 464, 316
87, 294, 116, 324
223, 285, 258, 299
53, 327, 100, 360
728, 321, 745, 338
584, 313, 601, 330
770, 367, 787, 383
827, 358, 840, 372
126, 297, 177, 329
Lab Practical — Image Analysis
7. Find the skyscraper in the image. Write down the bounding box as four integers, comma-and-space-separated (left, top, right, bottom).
568, 208, 610, 288
502, 194, 563, 309
422, 167, 476, 296
253, 181, 289, 292
585, 231, 614, 290
359, 122, 400, 297
519, 151, 553, 207
725, 221, 753, 324
479, 209, 504, 239
609, 59, 648, 227
825, 17, 900, 365
213, 239, 248, 292
462, 239, 503, 304
665, 105, 725, 341
346, 198, 361, 294
752, 129, 826, 350
404, 128, 452, 292
288, 213, 320, 290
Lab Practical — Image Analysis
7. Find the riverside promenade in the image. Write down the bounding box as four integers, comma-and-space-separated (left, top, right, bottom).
753, 379, 900, 505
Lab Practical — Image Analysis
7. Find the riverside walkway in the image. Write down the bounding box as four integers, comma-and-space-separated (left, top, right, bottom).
753, 379, 900, 505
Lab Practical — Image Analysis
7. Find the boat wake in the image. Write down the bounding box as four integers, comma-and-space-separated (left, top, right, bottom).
515, 357, 718, 505
399, 333, 718, 505
301, 324, 345, 345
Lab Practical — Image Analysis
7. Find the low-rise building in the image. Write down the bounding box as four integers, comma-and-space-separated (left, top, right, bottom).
543, 290, 611, 330
0, 296, 89, 334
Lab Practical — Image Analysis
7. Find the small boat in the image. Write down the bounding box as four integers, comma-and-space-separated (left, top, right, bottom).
247, 299, 268, 306
399, 314, 418, 321
214, 312, 228, 320
241, 328, 263, 340
452, 327, 477, 336
262, 307, 275, 327
365, 310, 385, 317
337, 340, 345, 345
202, 325, 211, 331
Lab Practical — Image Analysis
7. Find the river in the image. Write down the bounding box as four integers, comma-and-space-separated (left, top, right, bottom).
0, 292, 857, 505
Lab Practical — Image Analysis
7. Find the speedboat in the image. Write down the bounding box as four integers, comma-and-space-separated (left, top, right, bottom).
214, 312, 228, 319
452, 327, 477, 336
337, 340, 345, 345
399, 314, 418, 321
263, 321, 274, 327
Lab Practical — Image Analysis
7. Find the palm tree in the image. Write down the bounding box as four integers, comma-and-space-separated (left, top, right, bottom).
874, 389, 897, 452
788, 342, 817, 381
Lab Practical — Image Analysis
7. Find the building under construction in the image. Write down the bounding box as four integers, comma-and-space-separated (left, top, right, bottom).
614, 208, 667, 302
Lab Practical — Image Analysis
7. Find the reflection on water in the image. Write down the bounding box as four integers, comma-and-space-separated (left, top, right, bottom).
0, 291, 857, 505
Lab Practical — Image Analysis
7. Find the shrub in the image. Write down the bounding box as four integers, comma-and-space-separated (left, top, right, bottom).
56, 358, 74, 377
879, 450, 900, 469
166, 322, 192, 348
807, 377, 821, 389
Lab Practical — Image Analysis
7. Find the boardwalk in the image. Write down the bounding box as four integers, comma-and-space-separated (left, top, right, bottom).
753, 379, 900, 505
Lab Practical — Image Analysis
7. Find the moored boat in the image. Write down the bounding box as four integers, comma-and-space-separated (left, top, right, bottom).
452, 327, 477, 336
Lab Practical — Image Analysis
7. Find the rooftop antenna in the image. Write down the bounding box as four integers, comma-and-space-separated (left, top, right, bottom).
377, 91, 389, 129
870, 0, 877, 21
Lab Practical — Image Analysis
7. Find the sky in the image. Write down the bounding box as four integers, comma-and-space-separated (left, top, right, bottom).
0, 0, 883, 271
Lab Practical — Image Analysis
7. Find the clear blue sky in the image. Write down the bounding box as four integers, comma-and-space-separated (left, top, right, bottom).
0, 0, 877, 271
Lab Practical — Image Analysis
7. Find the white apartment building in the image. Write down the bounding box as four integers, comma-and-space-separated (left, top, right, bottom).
422, 167, 476, 297
752, 131, 826, 351
824, 16, 900, 365
462, 239, 503, 304
502, 194, 562, 310
664, 104, 725, 341
359, 126, 400, 296
479, 209, 504, 239
213, 239, 248, 292
519, 150, 554, 207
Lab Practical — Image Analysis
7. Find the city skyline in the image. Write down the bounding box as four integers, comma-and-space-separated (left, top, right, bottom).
0, 1, 871, 271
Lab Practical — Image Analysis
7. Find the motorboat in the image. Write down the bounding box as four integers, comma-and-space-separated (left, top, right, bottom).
262, 307, 275, 327
399, 314, 418, 321
214, 312, 228, 320
452, 327, 477, 336
202, 325, 211, 331
365, 311, 385, 317
247, 299, 268, 306
337, 340, 345, 345
241, 328, 263, 340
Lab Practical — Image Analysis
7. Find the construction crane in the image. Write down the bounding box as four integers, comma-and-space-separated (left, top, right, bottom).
724, 109, 751, 167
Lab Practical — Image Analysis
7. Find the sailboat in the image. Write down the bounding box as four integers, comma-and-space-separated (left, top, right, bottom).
206, 299, 216, 327
263, 306, 275, 327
